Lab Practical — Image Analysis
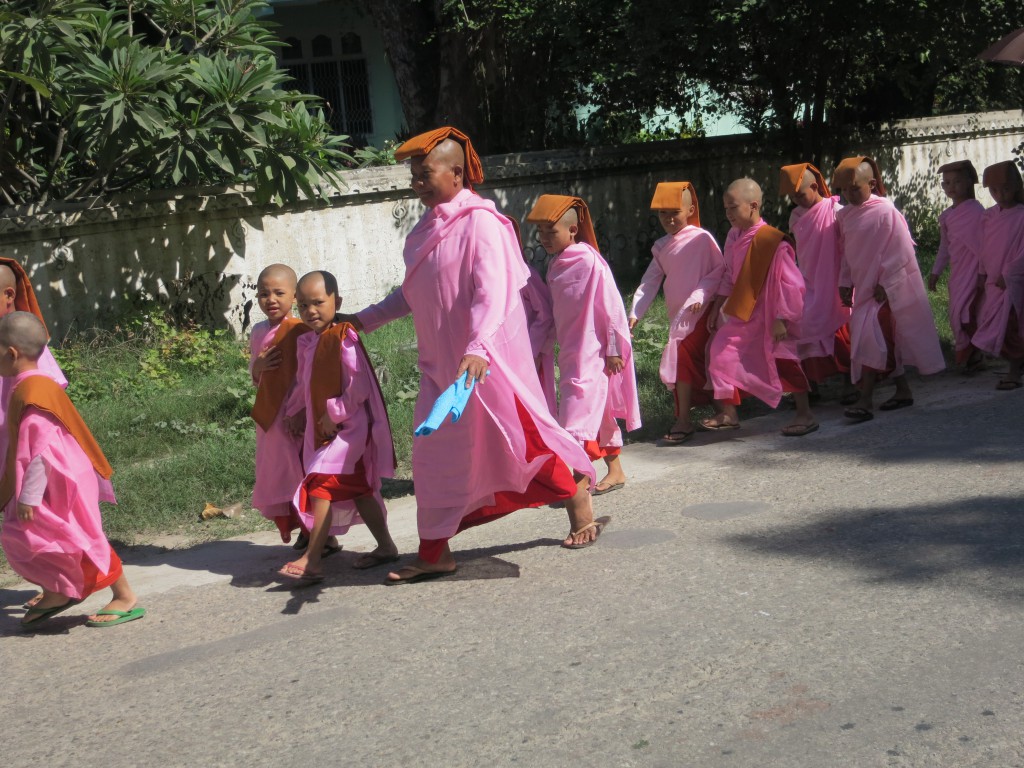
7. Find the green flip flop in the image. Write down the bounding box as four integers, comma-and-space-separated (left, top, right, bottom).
21, 599, 81, 629
86, 607, 146, 628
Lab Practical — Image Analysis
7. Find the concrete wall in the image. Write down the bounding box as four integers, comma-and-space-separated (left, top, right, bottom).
1, 110, 1021, 337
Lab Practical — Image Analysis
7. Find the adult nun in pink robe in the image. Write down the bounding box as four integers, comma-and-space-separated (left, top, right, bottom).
352, 128, 602, 583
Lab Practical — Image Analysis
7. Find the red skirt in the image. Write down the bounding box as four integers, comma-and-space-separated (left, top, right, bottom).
297, 459, 372, 514
862, 303, 898, 377
802, 325, 852, 382
80, 546, 123, 598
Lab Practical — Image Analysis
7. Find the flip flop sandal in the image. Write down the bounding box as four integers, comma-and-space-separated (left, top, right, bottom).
353, 552, 401, 570
592, 482, 625, 496
699, 418, 740, 431
879, 397, 913, 411
383, 565, 457, 585
661, 430, 695, 445
562, 516, 611, 549
86, 607, 146, 628
276, 562, 325, 584
21, 599, 81, 629
781, 423, 819, 437
844, 407, 874, 422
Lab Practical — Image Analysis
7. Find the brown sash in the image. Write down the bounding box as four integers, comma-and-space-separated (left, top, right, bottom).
723, 225, 792, 322
250, 317, 310, 431
0, 375, 112, 508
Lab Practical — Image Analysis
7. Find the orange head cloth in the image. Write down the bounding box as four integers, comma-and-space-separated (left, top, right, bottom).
938, 159, 979, 184
832, 156, 887, 198
525, 194, 599, 251
394, 126, 484, 187
0, 257, 47, 337
982, 161, 1024, 204
779, 163, 831, 198
650, 182, 700, 227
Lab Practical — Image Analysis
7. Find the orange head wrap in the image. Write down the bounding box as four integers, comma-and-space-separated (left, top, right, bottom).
779, 163, 831, 198
525, 194, 599, 252
649, 182, 700, 227
832, 156, 887, 198
982, 161, 1024, 204
0, 257, 47, 338
394, 126, 484, 187
938, 159, 979, 184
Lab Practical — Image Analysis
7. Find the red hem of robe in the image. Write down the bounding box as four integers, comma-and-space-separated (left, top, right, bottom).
297, 461, 372, 512
583, 440, 621, 461
675, 309, 716, 408
862, 303, 898, 377
802, 325, 852, 382
79, 546, 123, 598
417, 395, 578, 563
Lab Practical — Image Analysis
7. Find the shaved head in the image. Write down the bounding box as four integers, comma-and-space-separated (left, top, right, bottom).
559, 207, 580, 227
726, 178, 763, 205
0, 264, 16, 291
297, 270, 338, 299
0, 311, 47, 361
854, 161, 875, 184
800, 169, 817, 191
426, 138, 465, 169
258, 263, 297, 288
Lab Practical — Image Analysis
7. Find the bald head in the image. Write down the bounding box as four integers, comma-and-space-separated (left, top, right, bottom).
560, 207, 580, 227
0, 264, 15, 291
0, 311, 47, 361
726, 178, 763, 205
854, 161, 875, 184
257, 263, 297, 288
427, 138, 465, 169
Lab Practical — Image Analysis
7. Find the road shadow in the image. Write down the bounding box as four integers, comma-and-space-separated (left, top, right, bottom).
723, 494, 1024, 602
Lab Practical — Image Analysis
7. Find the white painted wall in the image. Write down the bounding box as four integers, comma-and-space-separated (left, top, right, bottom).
1, 110, 1021, 337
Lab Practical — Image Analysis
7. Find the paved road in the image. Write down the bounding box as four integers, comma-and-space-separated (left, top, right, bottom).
2, 368, 1023, 767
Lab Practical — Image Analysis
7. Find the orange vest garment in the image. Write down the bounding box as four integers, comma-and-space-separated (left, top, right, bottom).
1, 375, 112, 508
250, 317, 311, 431
723, 225, 792, 322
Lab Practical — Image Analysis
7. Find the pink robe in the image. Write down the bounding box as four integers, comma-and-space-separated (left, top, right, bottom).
1, 370, 116, 600
0, 345, 66, 470
357, 189, 594, 541
837, 195, 945, 381
249, 320, 305, 523
548, 242, 641, 447
708, 220, 805, 407
284, 326, 394, 536
629, 225, 726, 387
521, 265, 557, 415
972, 204, 1024, 357
789, 196, 851, 359
932, 199, 985, 355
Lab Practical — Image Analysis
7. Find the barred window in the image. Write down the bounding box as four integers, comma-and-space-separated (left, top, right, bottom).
280, 33, 372, 142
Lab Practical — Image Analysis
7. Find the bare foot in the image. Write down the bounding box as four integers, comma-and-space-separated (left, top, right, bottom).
24, 592, 44, 609
353, 545, 400, 570
386, 555, 457, 584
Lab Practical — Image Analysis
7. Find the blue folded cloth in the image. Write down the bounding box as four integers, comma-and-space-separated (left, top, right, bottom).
415, 371, 481, 436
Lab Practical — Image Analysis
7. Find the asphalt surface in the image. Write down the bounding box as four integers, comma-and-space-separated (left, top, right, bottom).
2, 367, 1023, 767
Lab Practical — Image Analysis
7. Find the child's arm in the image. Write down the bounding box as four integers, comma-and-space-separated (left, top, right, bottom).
929, 217, 951, 292
16, 454, 47, 521
322, 330, 373, 434
629, 254, 666, 329
350, 289, 412, 334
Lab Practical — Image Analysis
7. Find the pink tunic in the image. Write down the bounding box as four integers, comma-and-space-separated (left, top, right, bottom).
357, 188, 595, 541
932, 199, 985, 354
521, 265, 557, 415
249, 320, 304, 522
548, 242, 641, 447
837, 195, 945, 381
1, 370, 116, 600
708, 220, 805, 407
0, 345, 66, 470
629, 225, 726, 387
972, 204, 1024, 357
789, 196, 851, 359
284, 326, 395, 536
